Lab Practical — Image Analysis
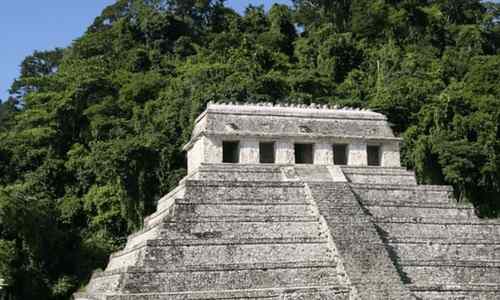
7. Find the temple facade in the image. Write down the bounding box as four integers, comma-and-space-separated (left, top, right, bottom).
184, 103, 401, 172
75, 103, 500, 300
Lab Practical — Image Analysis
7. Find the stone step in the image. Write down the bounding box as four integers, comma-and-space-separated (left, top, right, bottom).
90, 262, 341, 294
362, 201, 473, 210
185, 180, 305, 187
124, 218, 327, 255
86, 271, 121, 294
376, 222, 500, 241
350, 183, 453, 205
150, 240, 333, 266
135, 236, 328, 247
345, 173, 416, 185
387, 236, 500, 245
342, 166, 415, 175
408, 284, 500, 299
159, 220, 326, 241
294, 165, 334, 182
177, 199, 310, 205
172, 216, 320, 223
107, 241, 334, 271
184, 180, 307, 204
129, 201, 192, 248
125, 223, 162, 250
193, 163, 285, 182
155, 183, 186, 213
400, 260, 500, 285
374, 216, 500, 225
364, 204, 477, 220
75, 285, 351, 300
341, 166, 417, 185
389, 240, 500, 262
124, 264, 341, 293
143, 201, 176, 228
141, 185, 185, 231
174, 203, 316, 218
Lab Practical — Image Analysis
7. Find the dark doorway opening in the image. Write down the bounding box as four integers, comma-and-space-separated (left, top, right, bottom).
222, 141, 239, 163
333, 144, 348, 165
295, 143, 314, 164
367, 145, 381, 166
259, 142, 275, 163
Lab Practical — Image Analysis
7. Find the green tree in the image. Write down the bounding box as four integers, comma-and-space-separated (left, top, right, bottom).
0, 97, 19, 132
9, 48, 64, 100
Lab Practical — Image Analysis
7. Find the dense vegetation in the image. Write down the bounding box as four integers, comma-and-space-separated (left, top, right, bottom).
0, 0, 499, 298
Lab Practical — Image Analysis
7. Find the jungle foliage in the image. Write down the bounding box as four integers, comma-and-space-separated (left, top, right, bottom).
0, 0, 499, 298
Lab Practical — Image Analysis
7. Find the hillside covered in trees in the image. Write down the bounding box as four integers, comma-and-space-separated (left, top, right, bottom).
0, 0, 499, 298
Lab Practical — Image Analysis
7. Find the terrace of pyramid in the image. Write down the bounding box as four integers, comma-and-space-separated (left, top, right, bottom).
75, 102, 500, 300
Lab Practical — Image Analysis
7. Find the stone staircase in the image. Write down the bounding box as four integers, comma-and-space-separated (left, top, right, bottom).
350, 183, 500, 299
75, 172, 352, 300
306, 182, 414, 300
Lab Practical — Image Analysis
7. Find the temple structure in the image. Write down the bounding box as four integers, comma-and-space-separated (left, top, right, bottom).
75, 103, 500, 300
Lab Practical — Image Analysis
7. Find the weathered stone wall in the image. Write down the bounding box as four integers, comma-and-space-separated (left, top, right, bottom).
347, 141, 367, 166
187, 135, 224, 173
189, 136, 401, 172
187, 136, 204, 173
275, 141, 294, 164
204, 135, 222, 163
314, 143, 334, 164
381, 142, 401, 167
204, 103, 394, 138
239, 138, 259, 163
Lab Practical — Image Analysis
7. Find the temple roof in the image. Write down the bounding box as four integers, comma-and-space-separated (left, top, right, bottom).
185, 102, 399, 150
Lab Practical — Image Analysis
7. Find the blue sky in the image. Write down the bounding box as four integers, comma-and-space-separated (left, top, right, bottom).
0, 0, 291, 100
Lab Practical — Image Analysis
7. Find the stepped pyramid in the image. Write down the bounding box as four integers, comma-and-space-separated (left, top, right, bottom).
75, 103, 500, 300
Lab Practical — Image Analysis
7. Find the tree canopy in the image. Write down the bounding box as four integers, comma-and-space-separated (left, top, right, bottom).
0, 0, 499, 298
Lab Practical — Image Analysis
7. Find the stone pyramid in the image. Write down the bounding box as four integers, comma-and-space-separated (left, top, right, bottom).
75, 103, 500, 300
